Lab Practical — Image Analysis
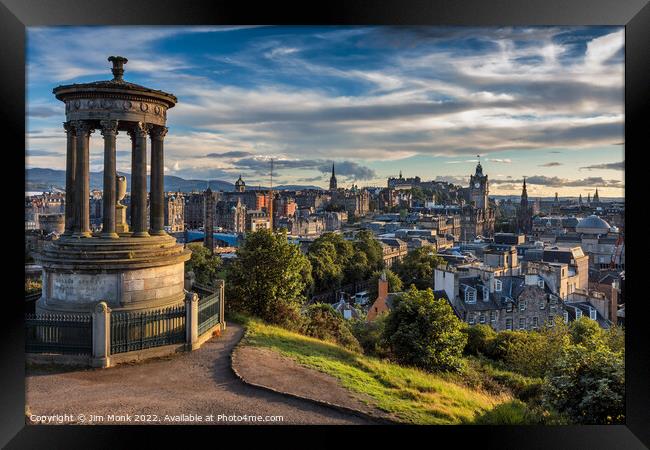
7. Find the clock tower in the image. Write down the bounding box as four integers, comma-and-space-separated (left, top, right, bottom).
469, 159, 489, 209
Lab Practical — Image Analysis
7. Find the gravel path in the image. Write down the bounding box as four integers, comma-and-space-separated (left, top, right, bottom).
25, 323, 371, 425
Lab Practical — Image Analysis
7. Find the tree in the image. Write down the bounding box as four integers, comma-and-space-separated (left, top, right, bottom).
308, 241, 344, 293
226, 229, 312, 328
463, 324, 496, 356
350, 314, 390, 357
383, 286, 467, 372
302, 303, 361, 352
185, 243, 222, 286
394, 247, 444, 290
353, 229, 384, 275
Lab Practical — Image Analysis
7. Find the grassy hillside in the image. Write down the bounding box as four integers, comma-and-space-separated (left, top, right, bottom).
235, 316, 516, 425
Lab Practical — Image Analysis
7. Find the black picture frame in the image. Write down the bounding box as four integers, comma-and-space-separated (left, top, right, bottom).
3, 0, 647, 447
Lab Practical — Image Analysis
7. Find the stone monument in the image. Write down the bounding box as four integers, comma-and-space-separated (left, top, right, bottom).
36, 56, 191, 314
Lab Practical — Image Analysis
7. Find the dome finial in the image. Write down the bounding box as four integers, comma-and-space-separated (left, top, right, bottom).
108, 56, 128, 82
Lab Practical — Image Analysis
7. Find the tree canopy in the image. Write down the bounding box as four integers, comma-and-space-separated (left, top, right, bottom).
383, 286, 467, 372
226, 229, 312, 327
394, 246, 444, 290
185, 243, 222, 286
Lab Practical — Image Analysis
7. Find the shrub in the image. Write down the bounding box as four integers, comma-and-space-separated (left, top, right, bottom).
463, 324, 496, 356
349, 315, 390, 357
301, 303, 362, 352
543, 343, 625, 424
383, 286, 467, 372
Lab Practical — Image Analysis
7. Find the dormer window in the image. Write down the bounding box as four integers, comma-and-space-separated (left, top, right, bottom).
564, 310, 569, 324
537, 279, 545, 289
575, 308, 582, 320
483, 286, 490, 302
465, 287, 477, 304
495, 279, 502, 292
589, 307, 597, 321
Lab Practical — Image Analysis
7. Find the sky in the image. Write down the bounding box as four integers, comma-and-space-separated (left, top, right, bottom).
26, 26, 624, 197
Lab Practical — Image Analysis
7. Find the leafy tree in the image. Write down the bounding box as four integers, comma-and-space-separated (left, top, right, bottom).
353, 229, 384, 274
383, 286, 467, 372
301, 303, 362, 352
394, 247, 444, 290
569, 316, 605, 349
411, 186, 426, 202
226, 229, 312, 328
308, 241, 344, 293
185, 243, 222, 286
543, 342, 625, 424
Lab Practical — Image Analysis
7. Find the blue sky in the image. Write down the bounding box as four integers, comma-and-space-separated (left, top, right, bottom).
26, 26, 624, 196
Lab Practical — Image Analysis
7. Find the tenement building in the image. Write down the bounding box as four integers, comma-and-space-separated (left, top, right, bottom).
36, 56, 190, 314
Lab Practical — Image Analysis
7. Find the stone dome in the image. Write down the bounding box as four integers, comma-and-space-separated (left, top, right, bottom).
576, 215, 611, 234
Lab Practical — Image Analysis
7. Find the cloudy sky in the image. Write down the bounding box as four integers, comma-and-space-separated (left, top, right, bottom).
26, 26, 624, 197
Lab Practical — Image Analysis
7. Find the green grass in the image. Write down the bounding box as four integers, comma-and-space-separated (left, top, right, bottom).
237, 316, 514, 424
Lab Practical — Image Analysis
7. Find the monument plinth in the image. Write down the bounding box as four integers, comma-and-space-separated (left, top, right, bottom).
36, 56, 191, 314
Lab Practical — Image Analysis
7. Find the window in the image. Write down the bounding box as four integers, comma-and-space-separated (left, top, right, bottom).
465, 287, 476, 304
575, 308, 582, 320
589, 307, 597, 321
479, 313, 486, 324
506, 318, 513, 330
537, 279, 545, 289
468, 313, 475, 325
540, 300, 546, 310
532, 317, 539, 328
506, 302, 513, 313
519, 318, 526, 330
495, 279, 502, 292
563, 310, 569, 324
483, 287, 490, 302
519, 299, 527, 311
490, 311, 497, 323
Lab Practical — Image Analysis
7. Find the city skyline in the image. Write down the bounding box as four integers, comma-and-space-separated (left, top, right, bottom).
26, 26, 624, 197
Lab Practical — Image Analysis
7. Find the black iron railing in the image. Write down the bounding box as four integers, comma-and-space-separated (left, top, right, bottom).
25, 313, 92, 355
110, 306, 186, 354
198, 292, 220, 336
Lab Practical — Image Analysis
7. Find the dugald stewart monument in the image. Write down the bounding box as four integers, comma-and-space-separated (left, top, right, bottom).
36, 56, 191, 314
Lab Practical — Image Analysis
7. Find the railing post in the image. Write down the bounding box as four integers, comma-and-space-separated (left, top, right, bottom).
217, 279, 226, 330
92, 301, 111, 368
185, 292, 199, 350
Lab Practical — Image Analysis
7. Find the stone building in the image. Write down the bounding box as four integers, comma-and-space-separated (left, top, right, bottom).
164, 192, 184, 232
378, 237, 408, 267
435, 266, 565, 331
185, 192, 206, 229
38, 213, 65, 235
215, 198, 246, 233
246, 210, 271, 232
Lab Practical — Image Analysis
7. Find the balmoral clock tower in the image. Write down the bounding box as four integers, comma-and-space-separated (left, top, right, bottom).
469, 158, 488, 209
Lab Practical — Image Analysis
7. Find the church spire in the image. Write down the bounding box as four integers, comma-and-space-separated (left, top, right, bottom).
593, 188, 600, 202
329, 162, 337, 191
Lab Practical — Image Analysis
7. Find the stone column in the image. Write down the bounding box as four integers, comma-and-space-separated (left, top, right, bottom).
71, 120, 93, 238
92, 301, 111, 368
100, 120, 119, 238
63, 122, 77, 236
129, 122, 150, 237
149, 126, 168, 235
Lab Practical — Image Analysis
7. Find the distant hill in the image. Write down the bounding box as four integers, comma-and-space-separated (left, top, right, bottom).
25, 168, 323, 193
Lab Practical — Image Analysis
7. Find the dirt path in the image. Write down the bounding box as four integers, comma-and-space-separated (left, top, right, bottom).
233, 345, 394, 422
25, 323, 372, 425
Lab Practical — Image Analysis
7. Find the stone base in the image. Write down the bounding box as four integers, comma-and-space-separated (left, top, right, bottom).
36, 234, 191, 314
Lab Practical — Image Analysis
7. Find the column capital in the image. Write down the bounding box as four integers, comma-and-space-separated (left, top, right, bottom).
128, 122, 152, 139
149, 126, 168, 140
63, 121, 76, 135
100, 119, 119, 137
70, 120, 94, 136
